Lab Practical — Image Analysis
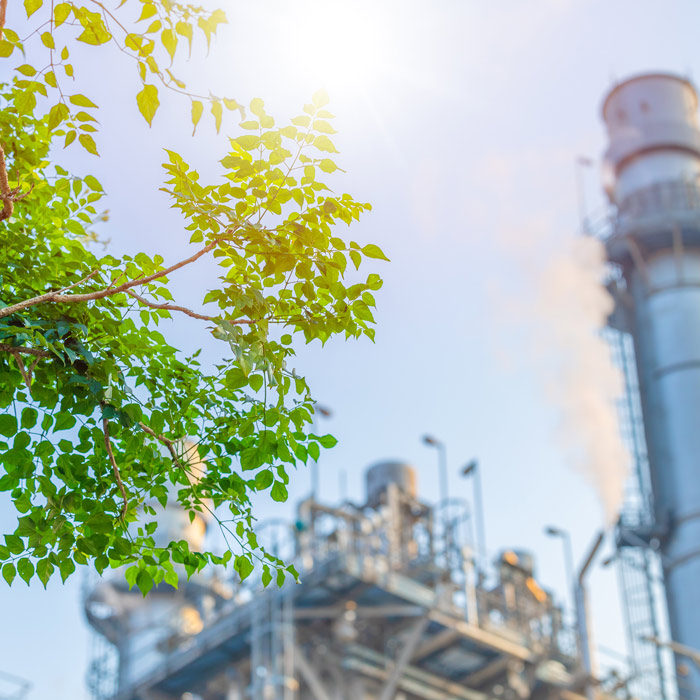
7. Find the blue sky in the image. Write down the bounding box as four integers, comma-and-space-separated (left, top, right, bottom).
1, 0, 699, 696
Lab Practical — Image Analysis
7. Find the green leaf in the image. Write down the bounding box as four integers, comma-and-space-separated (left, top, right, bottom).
48, 102, 69, 130
84, 175, 103, 191
24, 0, 43, 17
249, 374, 263, 392
16, 64, 37, 77
0, 414, 17, 437
136, 84, 159, 126
20, 407, 38, 429
234, 134, 260, 151
313, 135, 338, 153
313, 119, 336, 134
319, 159, 337, 173
79, 134, 99, 155
2, 563, 16, 586
37, 559, 53, 587
250, 97, 264, 117
137, 2, 157, 21
312, 89, 329, 107
136, 569, 154, 596
69, 94, 98, 108
54, 3, 71, 26
0, 41, 14, 59
161, 29, 177, 60
41, 31, 55, 49
362, 244, 390, 262
191, 100, 203, 133
234, 555, 254, 581
211, 100, 223, 133
64, 130, 77, 148
318, 434, 338, 449
271, 481, 288, 502
261, 564, 272, 587
255, 469, 273, 490
308, 441, 320, 462
17, 558, 34, 584
77, 17, 111, 45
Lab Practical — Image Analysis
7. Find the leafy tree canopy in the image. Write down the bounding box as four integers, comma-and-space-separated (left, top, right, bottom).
0, 0, 388, 593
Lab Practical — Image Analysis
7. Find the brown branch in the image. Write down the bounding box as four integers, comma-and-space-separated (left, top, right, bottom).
0, 0, 6, 42
139, 422, 186, 469
0, 144, 12, 223
0, 342, 51, 358
103, 418, 128, 518
0, 240, 218, 319
12, 353, 32, 391
125, 289, 216, 322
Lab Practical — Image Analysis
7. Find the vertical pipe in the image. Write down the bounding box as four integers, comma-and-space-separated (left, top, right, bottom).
577, 531, 605, 700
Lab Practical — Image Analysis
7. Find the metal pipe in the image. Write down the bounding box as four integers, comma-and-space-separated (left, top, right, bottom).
462, 460, 487, 574
575, 530, 605, 700
422, 436, 449, 554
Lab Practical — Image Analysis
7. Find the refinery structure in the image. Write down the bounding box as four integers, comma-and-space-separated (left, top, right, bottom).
83, 73, 700, 700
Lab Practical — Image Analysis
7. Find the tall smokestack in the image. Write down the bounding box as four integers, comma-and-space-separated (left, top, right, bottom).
602, 72, 700, 698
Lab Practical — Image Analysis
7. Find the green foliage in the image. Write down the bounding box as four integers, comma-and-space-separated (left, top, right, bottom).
0, 0, 388, 593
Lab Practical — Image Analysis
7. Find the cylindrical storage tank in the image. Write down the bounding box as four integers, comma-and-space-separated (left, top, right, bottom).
603, 73, 700, 698
365, 461, 417, 508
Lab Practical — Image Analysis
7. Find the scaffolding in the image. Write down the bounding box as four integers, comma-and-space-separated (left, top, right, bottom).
605, 324, 675, 700
86, 461, 629, 700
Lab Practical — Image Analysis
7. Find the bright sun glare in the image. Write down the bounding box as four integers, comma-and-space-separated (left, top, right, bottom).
275, 0, 395, 94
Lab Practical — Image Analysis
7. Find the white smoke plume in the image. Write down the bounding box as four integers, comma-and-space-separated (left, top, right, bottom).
536, 235, 629, 521
495, 229, 630, 523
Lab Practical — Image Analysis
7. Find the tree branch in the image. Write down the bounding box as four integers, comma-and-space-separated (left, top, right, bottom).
0, 240, 218, 319
125, 289, 216, 322
0, 144, 13, 222
0, 343, 51, 358
0, 0, 6, 43
103, 418, 128, 518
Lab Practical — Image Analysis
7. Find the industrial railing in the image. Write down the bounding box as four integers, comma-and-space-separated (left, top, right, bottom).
587, 179, 700, 241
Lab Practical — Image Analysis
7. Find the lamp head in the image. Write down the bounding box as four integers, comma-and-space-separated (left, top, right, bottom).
461, 460, 478, 477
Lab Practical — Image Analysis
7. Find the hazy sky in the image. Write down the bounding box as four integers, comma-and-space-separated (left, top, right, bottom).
2, 0, 699, 696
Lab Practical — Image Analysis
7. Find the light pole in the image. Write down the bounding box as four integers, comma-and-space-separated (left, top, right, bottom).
575, 155, 594, 234
576, 530, 605, 700
544, 525, 576, 614
422, 435, 448, 550
462, 460, 487, 572
311, 404, 332, 502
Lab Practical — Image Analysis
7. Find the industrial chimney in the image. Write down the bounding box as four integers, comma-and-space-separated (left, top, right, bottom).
602, 72, 700, 698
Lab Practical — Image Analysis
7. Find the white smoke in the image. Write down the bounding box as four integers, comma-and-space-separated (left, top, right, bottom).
538, 235, 629, 521
500, 232, 629, 522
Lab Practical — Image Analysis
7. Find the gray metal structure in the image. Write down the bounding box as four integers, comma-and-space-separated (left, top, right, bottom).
85, 461, 626, 700
600, 72, 700, 699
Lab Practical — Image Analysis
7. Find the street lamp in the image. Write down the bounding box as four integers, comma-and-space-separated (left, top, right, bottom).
462, 460, 487, 571
544, 525, 576, 614
576, 530, 605, 700
422, 435, 448, 510
422, 435, 449, 551
311, 404, 333, 502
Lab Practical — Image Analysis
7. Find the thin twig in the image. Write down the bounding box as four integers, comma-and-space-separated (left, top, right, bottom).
55, 268, 101, 293
0, 144, 13, 222
12, 353, 32, 391
0, 0, 6, 42
125, 289, 216, 322
0, 240, 219, 319
103, 418, 128, 518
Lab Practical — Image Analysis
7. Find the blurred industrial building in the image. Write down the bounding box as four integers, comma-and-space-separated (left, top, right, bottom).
83, 72, 700, 700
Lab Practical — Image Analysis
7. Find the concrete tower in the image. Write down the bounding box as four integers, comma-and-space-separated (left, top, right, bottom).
602, 73, 700, 697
